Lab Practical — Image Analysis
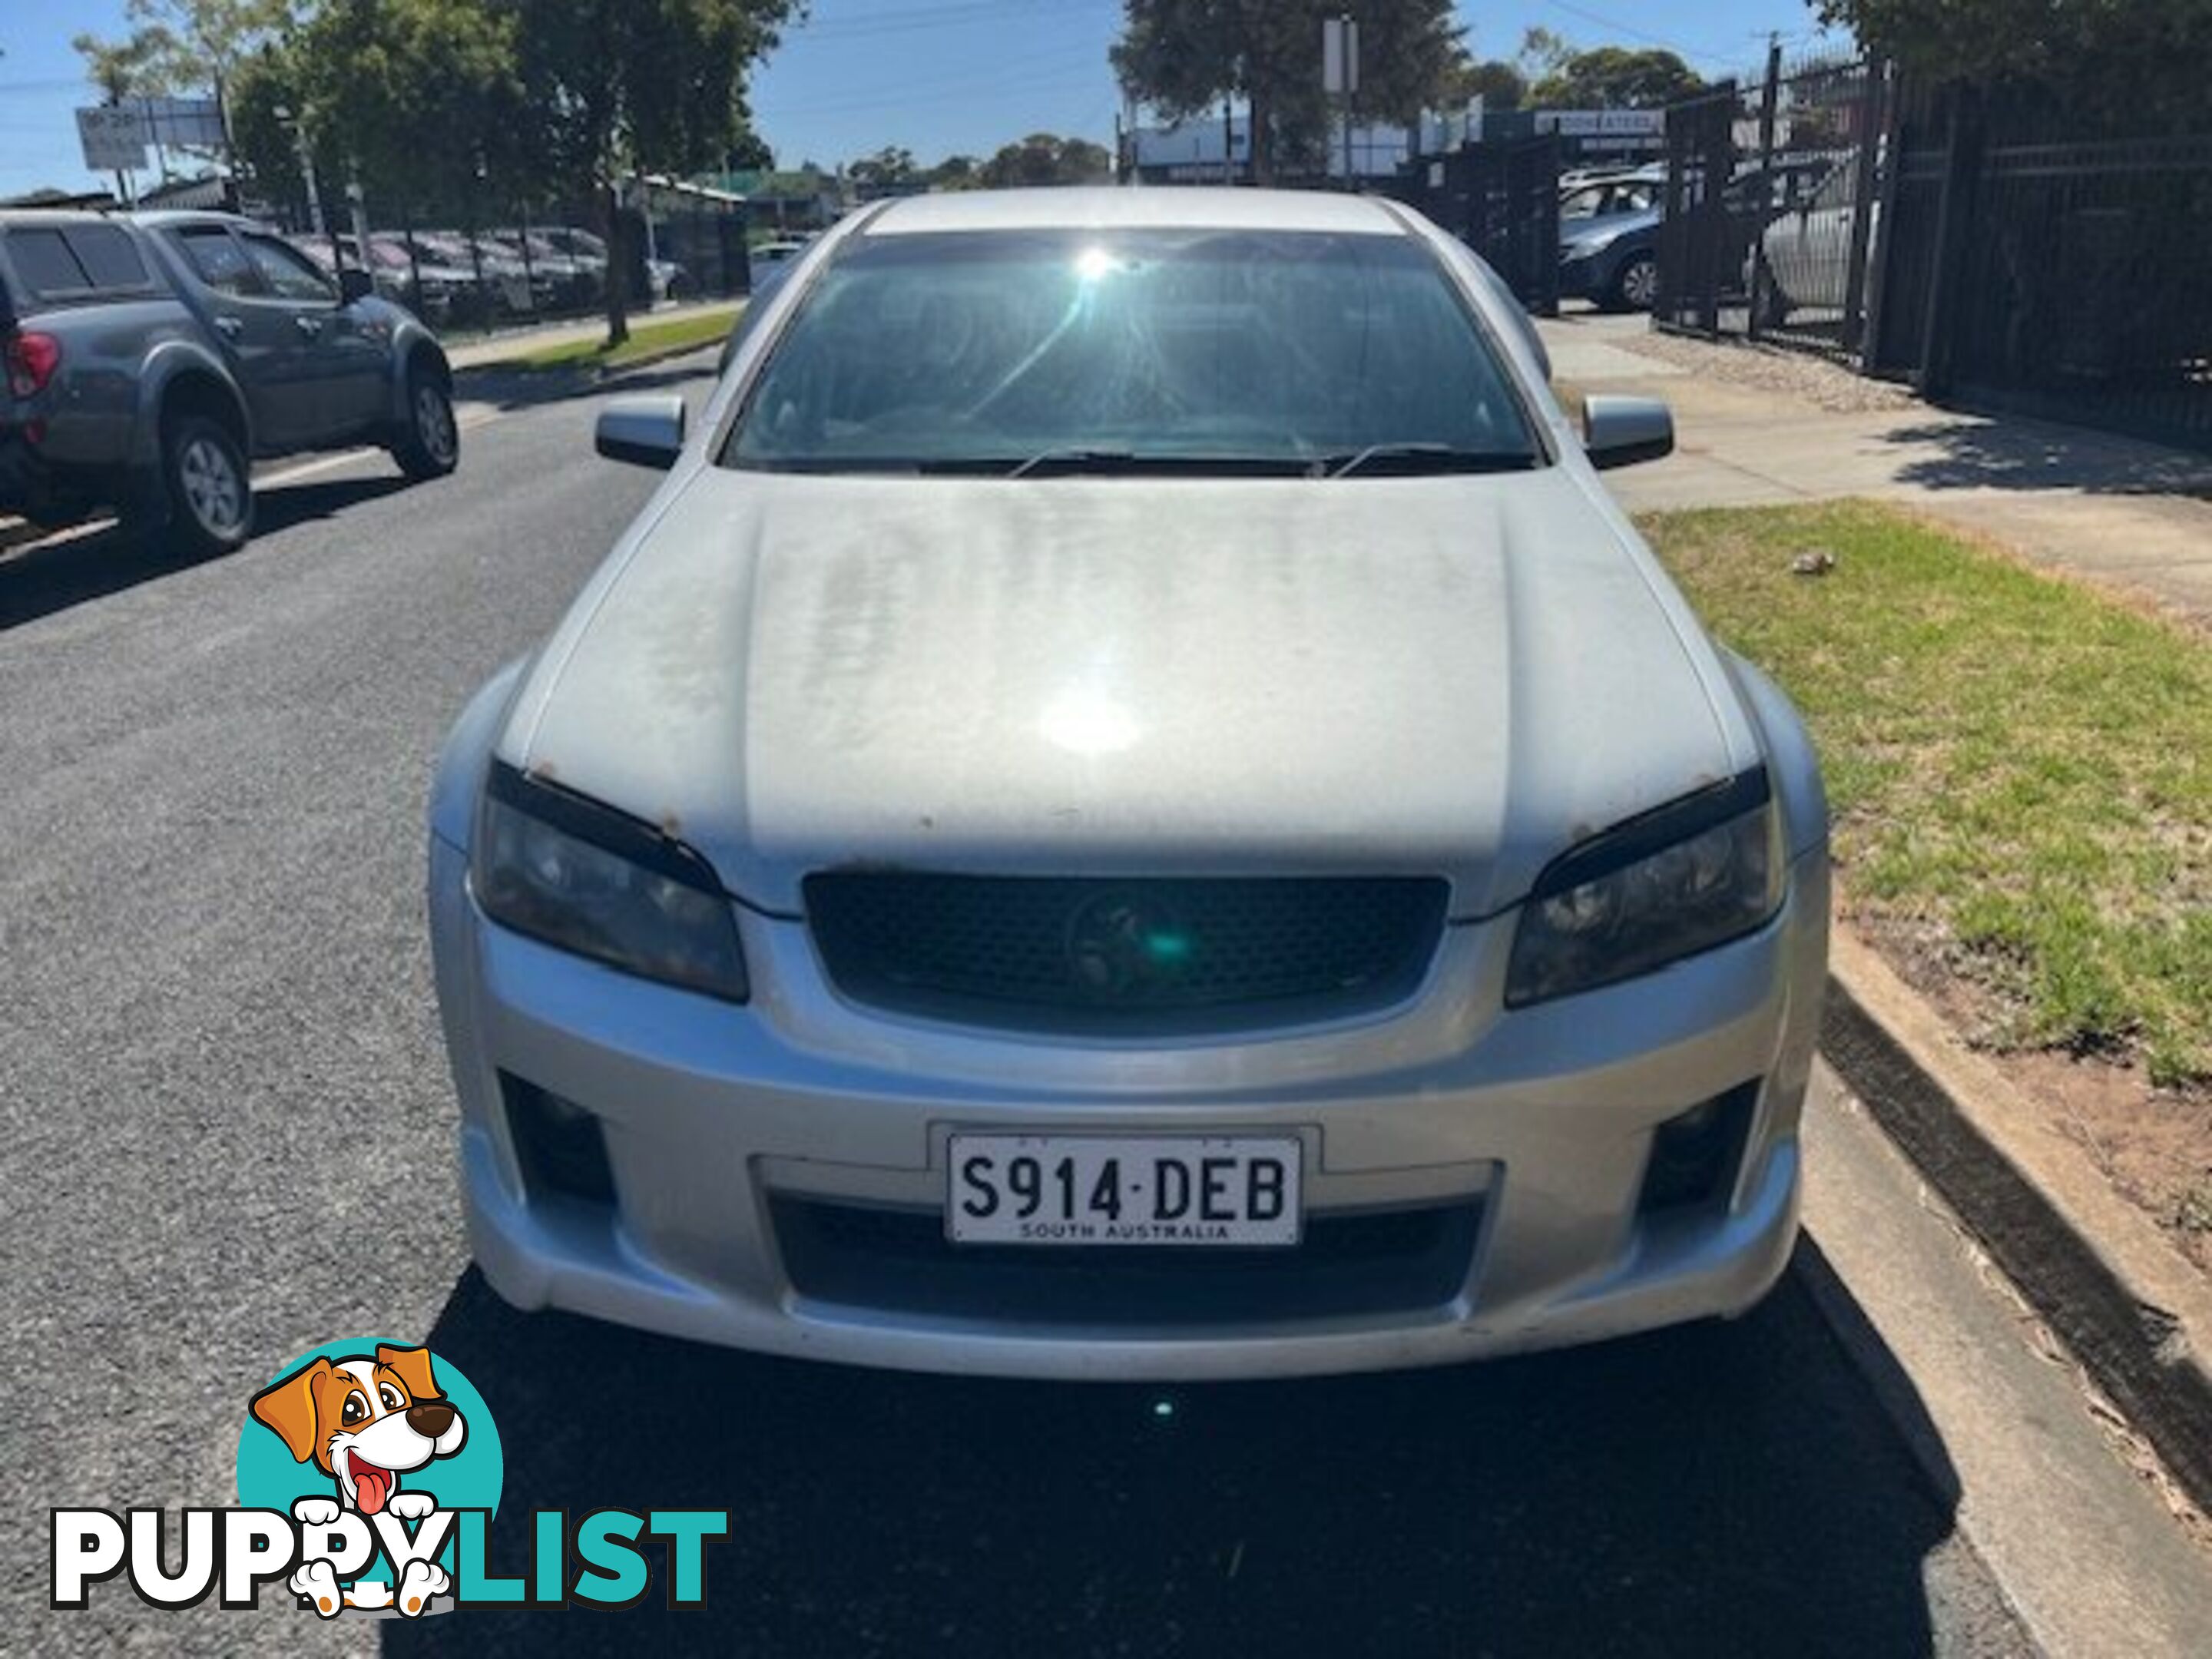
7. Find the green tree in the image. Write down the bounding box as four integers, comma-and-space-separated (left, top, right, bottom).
225, 43, 310, 207
73, 1, 288, 111
927, 153, 982, 190
724, 131, 773, 171
502, 0, 795, 343
283, 0, 526, 224
977, 133, 1112, 188
846, 144, 919, 193
1444, 58, 1525, 111
74, 28, 183, 102
1530, 47, 1704, 108
1819, 0, 2212, 124
1113, 0, 1462, 183
1515, 25, 1574, 81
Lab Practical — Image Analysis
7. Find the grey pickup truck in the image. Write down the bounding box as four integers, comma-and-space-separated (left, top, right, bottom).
1, 209, 455, 558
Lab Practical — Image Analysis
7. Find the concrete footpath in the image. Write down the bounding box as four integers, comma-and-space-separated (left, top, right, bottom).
1804, 1061, 2212, 1657
1542, 311, 2212, 624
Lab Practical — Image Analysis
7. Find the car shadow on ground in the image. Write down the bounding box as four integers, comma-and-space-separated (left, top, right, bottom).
385, 1239, 1962, 1657
455, 353, 720, 416
0, 474, 410, 633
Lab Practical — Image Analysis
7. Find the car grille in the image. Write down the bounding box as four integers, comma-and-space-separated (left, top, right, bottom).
770, 1195, 1483, 1326
803, 875, 1449, 1035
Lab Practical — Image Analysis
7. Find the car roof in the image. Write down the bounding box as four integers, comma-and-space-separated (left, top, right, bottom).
128, 209, 256, 232
0, 209, 124, 227
864, 187, 1409, 239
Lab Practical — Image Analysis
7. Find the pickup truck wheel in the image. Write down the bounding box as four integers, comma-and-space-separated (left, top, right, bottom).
392, 369, 459, 480
162, 416, 252, 558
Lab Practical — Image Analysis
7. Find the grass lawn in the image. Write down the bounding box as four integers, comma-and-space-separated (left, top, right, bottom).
506, 304, 741, 373
1642, 500, 2211, 1088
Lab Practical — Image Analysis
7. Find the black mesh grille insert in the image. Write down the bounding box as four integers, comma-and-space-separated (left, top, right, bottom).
804, 874, 1449, 1034
771, 1195, 1482, 1326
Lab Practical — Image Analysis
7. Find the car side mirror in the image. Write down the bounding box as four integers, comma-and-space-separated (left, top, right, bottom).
1582, 395, 1674, 470
337, 267, 374, 305
594, 394, 687, 469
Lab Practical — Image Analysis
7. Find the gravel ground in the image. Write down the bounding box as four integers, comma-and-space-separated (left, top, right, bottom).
1615, 326, 1928, 415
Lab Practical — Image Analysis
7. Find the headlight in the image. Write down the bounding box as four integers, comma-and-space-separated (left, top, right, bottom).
472, 762, 748, 1002
1506, 770, 1784, 1007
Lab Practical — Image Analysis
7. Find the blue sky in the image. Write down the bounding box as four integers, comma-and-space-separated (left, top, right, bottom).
1, 0, 1843, 196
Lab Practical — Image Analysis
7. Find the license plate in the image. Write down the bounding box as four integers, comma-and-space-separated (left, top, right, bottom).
946, 1134, 1303, 1247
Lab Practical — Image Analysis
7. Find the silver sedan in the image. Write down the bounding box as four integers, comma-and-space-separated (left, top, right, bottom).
427, 187, 1829, 1379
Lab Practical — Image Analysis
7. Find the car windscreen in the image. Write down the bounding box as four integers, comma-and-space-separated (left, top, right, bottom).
720, 227, 1541, 475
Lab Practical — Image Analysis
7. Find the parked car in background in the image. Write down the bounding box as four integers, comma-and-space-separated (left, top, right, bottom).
432, 187, 1828, 1379
1561, 171, 1661, 223
535, 225, 607, 273
1747, 157, 1859, 326
748, 238, 809, 284
0, 210, 456, 557
301, 233, 483, 327
412, 230, 550, 317
1558, 173, 1661, 311
489, 230, 601, 309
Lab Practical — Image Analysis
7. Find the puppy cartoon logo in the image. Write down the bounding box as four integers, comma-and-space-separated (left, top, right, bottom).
53, 1335, 733, 1618
251, 1344, 466, 1522
232, 1337, 503, 1619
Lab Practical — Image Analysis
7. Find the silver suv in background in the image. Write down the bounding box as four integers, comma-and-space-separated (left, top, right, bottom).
0, 210, 455, 557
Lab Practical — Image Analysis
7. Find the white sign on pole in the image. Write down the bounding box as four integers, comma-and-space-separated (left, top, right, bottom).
76, 106, 147, 173
1322, 16, 1359, 95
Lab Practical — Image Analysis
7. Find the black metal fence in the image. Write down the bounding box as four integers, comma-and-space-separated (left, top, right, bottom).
1386, 136, 1562, 315
1657, 53, 2212, 449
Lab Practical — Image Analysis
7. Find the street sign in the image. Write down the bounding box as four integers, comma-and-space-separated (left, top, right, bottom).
75, 106, 147, 173
1534, 109, 1667, 138
136, 97, 226, 150
1322, 16, 1359, 95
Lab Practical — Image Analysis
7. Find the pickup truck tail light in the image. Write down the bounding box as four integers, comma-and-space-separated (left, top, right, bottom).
5, 331, 61, 399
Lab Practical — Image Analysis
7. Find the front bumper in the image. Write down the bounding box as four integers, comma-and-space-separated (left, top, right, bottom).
429, 836, 1828, 1379
1558, 248, 1610, 301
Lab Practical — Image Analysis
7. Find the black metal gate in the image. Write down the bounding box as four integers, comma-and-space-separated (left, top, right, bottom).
1655, 54, 2212, 449
1656, 56, 1889, 358
1392, 136, 1561, 315
1654, 86, 1736, 337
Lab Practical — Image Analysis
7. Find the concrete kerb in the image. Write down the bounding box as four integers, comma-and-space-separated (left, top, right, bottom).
1820, 926, 2212, 1515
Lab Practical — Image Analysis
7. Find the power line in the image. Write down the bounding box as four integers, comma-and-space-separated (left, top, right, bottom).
1541, 1, 1742, 70
758, 55, 1105, 121
786, 0, 1111, 42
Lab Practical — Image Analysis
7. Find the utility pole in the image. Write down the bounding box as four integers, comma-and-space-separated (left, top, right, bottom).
1323, 15, 1359, 190
273, 107, 324, 240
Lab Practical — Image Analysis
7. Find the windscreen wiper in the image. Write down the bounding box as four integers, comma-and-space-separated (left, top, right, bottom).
1000, 449, 1313, 479
1324, 442, 1541, 479
1006, 447, 1141, 478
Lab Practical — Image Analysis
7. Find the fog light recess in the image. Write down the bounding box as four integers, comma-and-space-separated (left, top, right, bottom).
501, 1074, 616, 1206
1637, 1083, 1759, 1217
